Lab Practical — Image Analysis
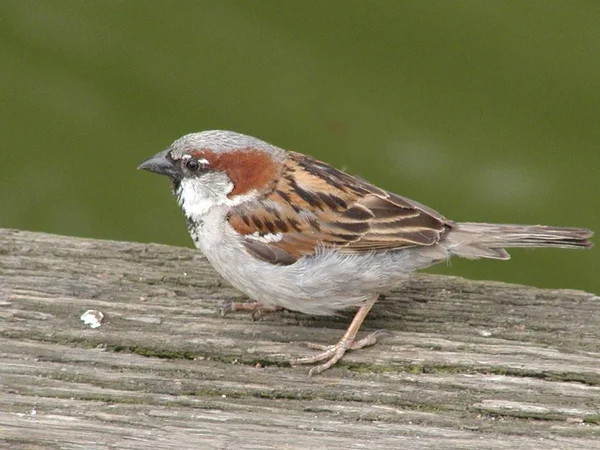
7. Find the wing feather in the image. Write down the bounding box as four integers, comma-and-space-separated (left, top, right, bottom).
228, 152, 452, 265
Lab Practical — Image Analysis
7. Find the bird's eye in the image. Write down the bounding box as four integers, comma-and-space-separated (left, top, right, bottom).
185, 159, 200, 171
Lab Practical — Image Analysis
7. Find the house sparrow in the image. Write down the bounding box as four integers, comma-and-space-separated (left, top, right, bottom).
138, 130, 593, 375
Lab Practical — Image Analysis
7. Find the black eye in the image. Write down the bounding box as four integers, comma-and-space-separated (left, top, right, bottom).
185, 159, 200, 171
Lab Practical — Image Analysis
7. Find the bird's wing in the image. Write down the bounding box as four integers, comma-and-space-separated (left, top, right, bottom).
228, 152, 452, 265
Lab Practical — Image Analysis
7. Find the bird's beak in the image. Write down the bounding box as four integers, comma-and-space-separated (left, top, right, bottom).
137, 150, 178, 178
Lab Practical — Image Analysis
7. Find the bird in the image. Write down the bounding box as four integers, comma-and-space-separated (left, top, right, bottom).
138, 130, 593, 375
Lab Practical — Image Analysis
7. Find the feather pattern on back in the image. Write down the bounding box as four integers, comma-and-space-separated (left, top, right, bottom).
228, 152, 452, 265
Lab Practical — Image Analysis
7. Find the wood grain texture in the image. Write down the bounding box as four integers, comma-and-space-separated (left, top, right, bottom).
1, 228, 599, 449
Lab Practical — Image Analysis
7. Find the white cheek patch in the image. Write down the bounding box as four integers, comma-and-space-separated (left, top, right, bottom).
176, 174, 259, 220
247, 231, 283, 243
177, 177, 228, 217
179, 188, 215, 217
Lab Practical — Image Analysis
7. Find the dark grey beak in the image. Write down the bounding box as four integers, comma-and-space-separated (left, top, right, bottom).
137, 150, 178, 178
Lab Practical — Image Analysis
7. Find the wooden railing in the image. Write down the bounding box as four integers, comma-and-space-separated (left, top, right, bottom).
1, 228, 598, 448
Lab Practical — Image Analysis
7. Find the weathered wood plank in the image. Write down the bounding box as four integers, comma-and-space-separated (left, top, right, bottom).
1, 228, 599, 449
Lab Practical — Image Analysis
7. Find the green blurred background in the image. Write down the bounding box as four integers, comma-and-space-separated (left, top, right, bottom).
2, 1, 598, 294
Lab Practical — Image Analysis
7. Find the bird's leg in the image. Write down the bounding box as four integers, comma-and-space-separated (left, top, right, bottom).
292, 295, 387, 376
220, 300, 282, 321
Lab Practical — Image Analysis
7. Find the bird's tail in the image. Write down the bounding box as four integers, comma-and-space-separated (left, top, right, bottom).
445, 222, 594, 260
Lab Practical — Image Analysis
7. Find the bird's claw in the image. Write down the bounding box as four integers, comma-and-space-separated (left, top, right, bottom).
218, 301, 282, 320
292, 329, 390, 376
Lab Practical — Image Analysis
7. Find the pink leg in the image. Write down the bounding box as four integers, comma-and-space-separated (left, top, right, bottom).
292, 295, 387, 376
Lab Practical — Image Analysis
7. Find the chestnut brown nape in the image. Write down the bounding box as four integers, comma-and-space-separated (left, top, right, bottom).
190, 147, 280, 197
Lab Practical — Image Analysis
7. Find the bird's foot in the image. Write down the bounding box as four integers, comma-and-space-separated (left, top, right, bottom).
292, 329, 390, 376
219, 300, 282, 321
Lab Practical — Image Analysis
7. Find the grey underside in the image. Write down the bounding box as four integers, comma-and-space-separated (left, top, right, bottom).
192, 208, 448, 315
192, 210, 591, 315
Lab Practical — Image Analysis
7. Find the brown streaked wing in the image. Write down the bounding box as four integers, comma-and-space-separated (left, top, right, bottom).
345, 192, 452, 250
228, 152, 452, 265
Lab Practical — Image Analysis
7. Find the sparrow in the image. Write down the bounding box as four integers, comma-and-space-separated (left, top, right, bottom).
138, 130, 593, 375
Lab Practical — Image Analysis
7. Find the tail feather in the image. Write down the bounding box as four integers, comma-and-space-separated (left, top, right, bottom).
446, 223, 593, 260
